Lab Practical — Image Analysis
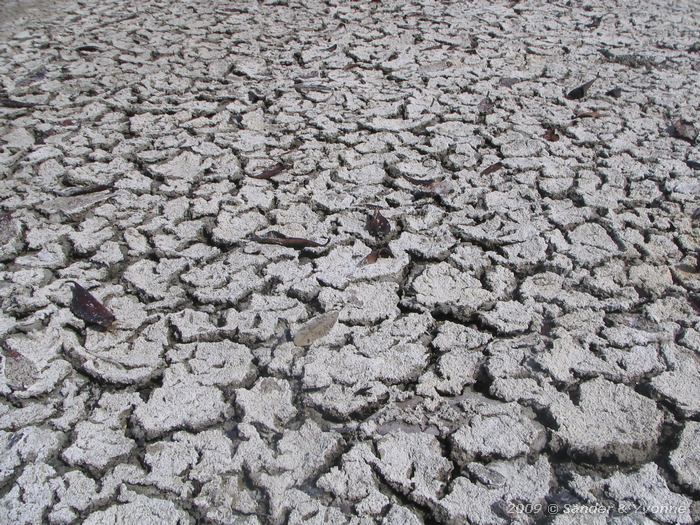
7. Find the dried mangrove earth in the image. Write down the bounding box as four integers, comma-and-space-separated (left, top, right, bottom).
0, 1, 699, 524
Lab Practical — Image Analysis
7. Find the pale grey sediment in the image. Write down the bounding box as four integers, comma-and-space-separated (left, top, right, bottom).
1, 0, 699, 524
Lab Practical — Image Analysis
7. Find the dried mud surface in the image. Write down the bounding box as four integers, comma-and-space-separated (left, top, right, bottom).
1, 1, 699, 524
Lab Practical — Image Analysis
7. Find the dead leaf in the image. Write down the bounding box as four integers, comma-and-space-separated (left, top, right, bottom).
248, 163, 290, 180
671, 120, 698, 144
565, 78, 596, 100
366, 209, 390, 236
250, 231, 329, 249
543, 127, 560, 141
293, 311, 339, 347
359, 247, 393, 266
480, 162, 504, 176
67, 281, 116, 329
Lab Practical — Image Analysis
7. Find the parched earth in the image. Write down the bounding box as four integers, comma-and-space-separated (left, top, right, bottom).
1, 1, 699, 524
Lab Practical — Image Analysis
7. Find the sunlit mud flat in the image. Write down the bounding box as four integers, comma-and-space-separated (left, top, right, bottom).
0, 1, 699, 524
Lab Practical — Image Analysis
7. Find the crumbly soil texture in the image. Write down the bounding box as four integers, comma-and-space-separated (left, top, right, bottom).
1, 1, 699, 524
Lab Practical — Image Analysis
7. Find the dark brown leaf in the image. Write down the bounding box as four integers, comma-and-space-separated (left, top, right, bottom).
499, 77, 521, 88
76, 45, 101, 52
0, 98, 37, 109
67, 281, 115, 329
16, 67, 47, 87
565, 78, 596, 100
366, 210, 390, 236
359, 247, 393, 266
543, 127, 560, 142
686, 160, 700, 170
477, 95, 493, 115
58, 184, 113, 197
573, 110, 604, 120
402, 174, 441, 187
0, 212, 16, 245
248, 163, 289, 180
250, 231, 329, 249
605, 87, 622, 98
692, 208, 700, 221
480, 162, 504, 176
671, 120, 698, 144
4, 349, 22, 360
586, 16, 603, 29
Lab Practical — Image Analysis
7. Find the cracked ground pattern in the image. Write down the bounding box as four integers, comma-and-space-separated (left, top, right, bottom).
1, 0, 700, 524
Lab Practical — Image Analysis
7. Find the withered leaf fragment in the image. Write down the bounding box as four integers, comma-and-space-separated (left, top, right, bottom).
354, 385, 373, 396
477, 94, 493, 115
586, 16, 603, 29
16, 67, 47, 87
543, 127, 560, 142
480, 162, 504, 176
248, 91, 261, 103
58, 183, 113, 197
565, 78, 596, 100
670, 120, 698, 144
402, 174, 441, 187
359, 247, 393, 266
0, 98, 37, 109
686, 160, 700, 170
605, 87, 622, 98
67, 281, 115, 329
366, 209, 390, 236
692, 208, 700, 222
250, 231, 329, 249
499, 77, 521, 88
76, 45, 101, 52
573, 110, 605, 120
293, 311, 339, 347
0, 212, 17, 246
293, 82, 333, 93
248, 163, 289, 180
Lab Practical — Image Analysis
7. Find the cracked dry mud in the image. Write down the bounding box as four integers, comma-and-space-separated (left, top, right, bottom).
1, 1, 699, 524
